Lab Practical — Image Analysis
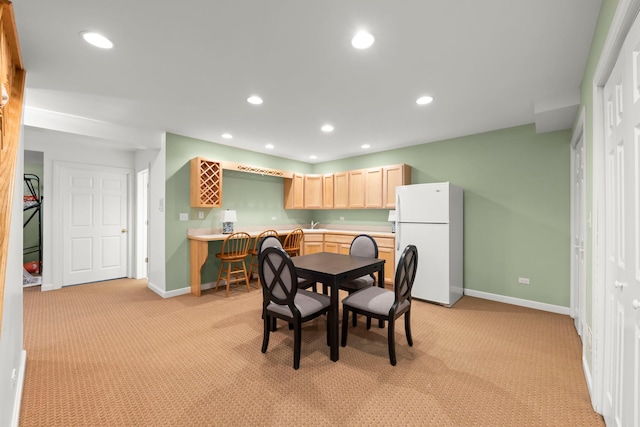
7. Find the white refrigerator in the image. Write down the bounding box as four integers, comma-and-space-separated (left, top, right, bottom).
395, 182, 463, 307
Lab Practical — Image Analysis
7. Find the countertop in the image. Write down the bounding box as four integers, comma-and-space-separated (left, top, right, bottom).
187, 227, 395, 241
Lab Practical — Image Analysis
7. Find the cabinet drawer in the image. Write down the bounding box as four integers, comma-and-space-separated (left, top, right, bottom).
373, 237, 394, 248
303, 234, 324, 242
324, 234, 353, 245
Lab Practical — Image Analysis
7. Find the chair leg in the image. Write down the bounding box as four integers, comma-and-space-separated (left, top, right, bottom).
388, 319, 396, 366
293, 322, 302, 370
261, 313, 270, 353
405, 311, 413, 346
225, 262, 232, 297
341, 308, 349, 347
215, 261, 225, 293
366, 316, 372, 330
242, 262, 251, 292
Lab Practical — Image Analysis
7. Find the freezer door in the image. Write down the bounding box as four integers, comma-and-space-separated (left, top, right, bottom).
396, 222, 451, 304
396, 182, 450, 223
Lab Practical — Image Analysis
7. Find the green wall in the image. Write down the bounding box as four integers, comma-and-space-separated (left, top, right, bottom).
166, 125, 571, 306
312, 124, 571, 306
165, 133, 313, 291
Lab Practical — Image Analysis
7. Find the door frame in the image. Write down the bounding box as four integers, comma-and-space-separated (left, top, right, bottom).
591, 0, 640, 413
52, 161, 134, 289
135, 168, 149, 279
570, 107, 587, 339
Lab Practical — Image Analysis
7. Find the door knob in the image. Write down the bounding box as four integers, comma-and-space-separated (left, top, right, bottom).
121, 228, 127, 233
632, 300, 640, 310
614, 280, 626, 288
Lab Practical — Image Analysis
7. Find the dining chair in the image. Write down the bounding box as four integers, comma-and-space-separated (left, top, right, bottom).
339, 234, 379, 326
341, 244, 418, 366
258, 236, 317, 297
214, 231, 252, 296
259, 246, 331, 369
248, 229, 279, 287
282, 227, 304, 257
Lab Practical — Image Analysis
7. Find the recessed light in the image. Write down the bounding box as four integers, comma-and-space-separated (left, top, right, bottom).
80, 31, 113, 49
310, 155, 318, 160
321, 124, 334, 133
221, 133, 233, 139
352, 31, 374, 49
265, 144, 274, 149
416, 95, 434, 105
361, 144, 371, 149
247, 95, 263, 105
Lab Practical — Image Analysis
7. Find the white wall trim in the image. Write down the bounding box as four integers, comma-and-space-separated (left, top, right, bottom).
11, 350, 26, 427
463, 289, 571, 315
582, 353, 596, 411
147, 281, 216, 298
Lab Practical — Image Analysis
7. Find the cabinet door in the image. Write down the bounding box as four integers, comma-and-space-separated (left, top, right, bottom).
333, 172, 349, 209
323, 174, 334, 208
382, 164, 411, 208
324, 242, 339, 253
190, 157, 222, 207
284, 173, 304, 209
348, 170, 365, 208
304, 175, 323, 209
365, 167, 383, 208
377, 245, 395, 286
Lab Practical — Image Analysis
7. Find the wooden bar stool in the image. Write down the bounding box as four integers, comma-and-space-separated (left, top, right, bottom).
215, 231, 252, 296
282, 228, 304, 257
248, 229, 279, 287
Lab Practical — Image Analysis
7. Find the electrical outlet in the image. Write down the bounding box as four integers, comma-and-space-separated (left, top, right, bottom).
198, 211, 204, 219
271, 216, 277, 220
518, 277, 530, 285
179, 213, 188, 221
340, 217, 345, 221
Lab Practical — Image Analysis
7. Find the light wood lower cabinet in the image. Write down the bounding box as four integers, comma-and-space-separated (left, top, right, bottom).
323, 232, 395, 286
302, 233, 324, 255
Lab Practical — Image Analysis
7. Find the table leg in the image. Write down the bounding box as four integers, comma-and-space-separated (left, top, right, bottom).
329, 280, 339, 361
190, 240, 209, 296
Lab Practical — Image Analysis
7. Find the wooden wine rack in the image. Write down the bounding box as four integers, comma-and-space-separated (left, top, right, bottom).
190, 157, 222, 207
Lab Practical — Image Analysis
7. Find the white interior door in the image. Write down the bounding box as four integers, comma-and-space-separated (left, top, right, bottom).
61, 164, 129, 286
136, 169, 149, 279
602, 10, 640, 426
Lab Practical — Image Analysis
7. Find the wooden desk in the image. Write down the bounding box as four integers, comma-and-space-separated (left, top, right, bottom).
291, 252, 385, 362
188, 230, 305, 296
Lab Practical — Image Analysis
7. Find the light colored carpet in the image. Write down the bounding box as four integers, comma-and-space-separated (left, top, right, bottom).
20, 278, 603, 426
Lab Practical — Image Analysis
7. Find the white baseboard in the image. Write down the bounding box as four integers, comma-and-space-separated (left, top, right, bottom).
147, 281, 215, 298
463, 289, 571, 315
11, 349, 26, 427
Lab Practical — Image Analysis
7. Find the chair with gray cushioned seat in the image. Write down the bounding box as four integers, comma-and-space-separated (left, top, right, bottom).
339, 234, 378, 325
259, 246, 331, 369
341, 244, 418, 366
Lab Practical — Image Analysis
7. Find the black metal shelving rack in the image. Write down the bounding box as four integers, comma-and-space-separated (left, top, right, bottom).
23, 173, 42, 274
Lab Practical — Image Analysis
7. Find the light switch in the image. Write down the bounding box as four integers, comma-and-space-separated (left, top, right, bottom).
179, 213, 188, 221
198, 211, 204, 219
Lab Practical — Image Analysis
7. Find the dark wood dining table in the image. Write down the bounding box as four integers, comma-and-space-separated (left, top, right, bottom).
291, 252, 385, 362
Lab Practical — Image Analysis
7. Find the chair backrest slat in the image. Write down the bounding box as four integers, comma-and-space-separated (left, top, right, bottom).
221, 232, 251, 256
259, 247, 298, 307
395, 245, 418, 303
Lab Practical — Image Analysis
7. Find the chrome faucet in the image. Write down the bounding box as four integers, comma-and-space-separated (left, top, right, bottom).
310, 220, 319, 229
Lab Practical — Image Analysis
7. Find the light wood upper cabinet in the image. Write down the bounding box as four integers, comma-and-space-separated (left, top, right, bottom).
348, 169, 365, 208
333, 172, 349, 209
282, 164, 410, 210
322, 174, 334, 208
383, 164, 411, 208
365, 167, 383, 208
190, 157, 222, 207
304, 174, 323, 209
284, 173, 305, 209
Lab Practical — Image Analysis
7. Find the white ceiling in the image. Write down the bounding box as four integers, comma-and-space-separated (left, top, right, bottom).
14, 0, 602, 163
